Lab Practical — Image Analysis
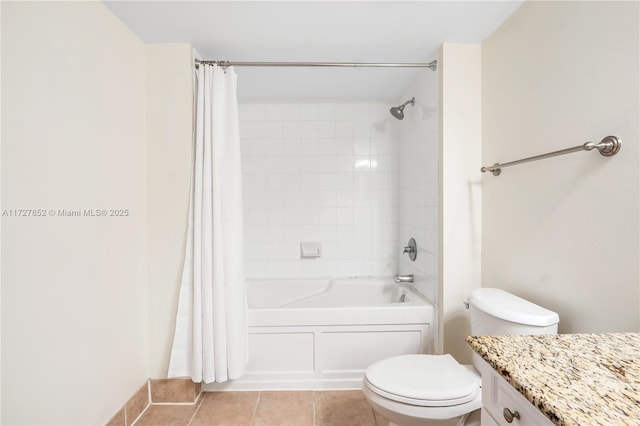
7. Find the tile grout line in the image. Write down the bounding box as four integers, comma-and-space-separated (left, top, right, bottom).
152, 401, 203, 406
185, 392, 206, 426
249, 391, 262, 426
129, 381, 152, 426
129, 402, 151, 426
312, 390, 317, 426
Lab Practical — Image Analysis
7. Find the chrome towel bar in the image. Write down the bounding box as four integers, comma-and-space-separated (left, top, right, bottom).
481, 135, 621, 176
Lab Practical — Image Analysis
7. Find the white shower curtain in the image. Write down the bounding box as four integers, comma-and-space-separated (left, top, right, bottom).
168, 64, 247, 383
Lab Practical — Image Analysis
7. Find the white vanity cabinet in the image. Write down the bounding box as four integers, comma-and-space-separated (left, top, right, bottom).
474, 356, 553, 426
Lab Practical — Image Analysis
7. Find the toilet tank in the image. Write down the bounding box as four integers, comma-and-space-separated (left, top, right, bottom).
469, 288, 559, 336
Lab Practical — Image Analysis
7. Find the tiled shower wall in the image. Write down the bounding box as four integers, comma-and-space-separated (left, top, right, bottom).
239, 101, 399, 278
397, 72, 439, 304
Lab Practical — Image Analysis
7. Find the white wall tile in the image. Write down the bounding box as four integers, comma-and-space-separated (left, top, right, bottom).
353, 138, 371, 155
336, 156, 354, 172
318, 207, 337, 225
245, 174, 268, 192
396, 73, 439, 306
264, 191, 284, 209
352, 260, 374, 276
300, 225, 320, 240
265, 121, 283, 138
316, 156, 337, 173
281, 104, 302, 120
335, 137, 354, 155
316, 173, 336, 190
317, 104, 336, 120
299, 139, 319, 156
336, 173, 354, 190
336, 190, 354, 207
352, 121, 371, 138
300, 104, 319, 120
334, 103, 353, 121
371, 138, 395, 155
265, 156, 283, 173
301, 173, 320, 190
354, 208, 371, 225
240, 103, 266, 121
335, 224, 355, 241
317, 139, 336, 156
265, 104, 283, 121
266, 138, 283, 156
283, 138, 302, 156
318, 225, 337, 241
318, 190, 337, 208
354, 156, 371, 171
284, 121, 301, 138
336, 208, 354, 225
282, 172, 302, 190
267, 174, 285, 191
318, 121, 336, 138
241, 100, 400, 278
335, 122, 353, 138
245, 121, 267, 138
354, 224, 372, 242
300, 121, 319, 138
370, 121, 390, 137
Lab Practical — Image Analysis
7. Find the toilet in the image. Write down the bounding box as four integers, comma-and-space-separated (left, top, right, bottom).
363, 288, 560, 426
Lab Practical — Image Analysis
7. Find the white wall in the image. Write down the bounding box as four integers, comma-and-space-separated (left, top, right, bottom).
240, 102, 400, 278
146, 44, 193, 378
1, 2, 148, 424
397, 72, 439, 306
482, 1, 640, 333
439, 44, 482, 363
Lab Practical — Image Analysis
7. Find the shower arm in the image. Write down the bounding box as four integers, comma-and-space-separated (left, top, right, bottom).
400, 98, 415, 108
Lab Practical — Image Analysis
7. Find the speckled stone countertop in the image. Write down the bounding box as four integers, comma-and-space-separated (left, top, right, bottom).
466, 333, 640, 426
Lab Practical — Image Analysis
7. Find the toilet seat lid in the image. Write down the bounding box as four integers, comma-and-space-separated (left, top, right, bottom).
365, 354, 479, 404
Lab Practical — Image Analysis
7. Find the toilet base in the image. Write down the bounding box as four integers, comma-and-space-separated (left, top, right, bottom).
383, 410, 480, 426
363, 379, 482, 426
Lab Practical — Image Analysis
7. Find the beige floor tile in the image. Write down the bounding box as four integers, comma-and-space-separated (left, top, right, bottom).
314, 390, 377, 426
151, 379, 200, 403
126, 383, 150, 425
252, 391, 314, 426
134, 404, 198, 426
190, 391, 259, 426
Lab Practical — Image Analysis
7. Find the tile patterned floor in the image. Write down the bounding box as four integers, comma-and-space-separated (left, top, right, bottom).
133, 390, 389, 426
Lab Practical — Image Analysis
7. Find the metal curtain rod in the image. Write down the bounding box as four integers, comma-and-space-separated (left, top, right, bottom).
481, 135, 622, 176
194, 59, 438, 71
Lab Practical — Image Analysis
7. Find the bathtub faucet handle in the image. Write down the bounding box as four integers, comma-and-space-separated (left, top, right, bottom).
395, 274, 414, 283
403, 238, 417, 261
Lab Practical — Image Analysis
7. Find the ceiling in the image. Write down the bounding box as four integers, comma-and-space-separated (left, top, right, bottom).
103, 1, 523, 101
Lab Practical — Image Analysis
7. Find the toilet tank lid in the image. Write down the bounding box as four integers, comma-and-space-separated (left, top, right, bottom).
469, 288, 559, 327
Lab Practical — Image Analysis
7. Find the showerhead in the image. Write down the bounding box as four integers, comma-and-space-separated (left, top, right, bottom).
390, 97, 415, 120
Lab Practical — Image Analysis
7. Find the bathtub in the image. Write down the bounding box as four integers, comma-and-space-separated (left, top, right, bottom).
205, 277, 435, 391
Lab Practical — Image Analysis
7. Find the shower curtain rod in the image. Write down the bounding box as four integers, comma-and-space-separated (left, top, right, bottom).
194, 59, 438, 71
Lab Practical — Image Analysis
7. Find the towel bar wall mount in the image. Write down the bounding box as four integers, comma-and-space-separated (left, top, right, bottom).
481, 135, 621, 176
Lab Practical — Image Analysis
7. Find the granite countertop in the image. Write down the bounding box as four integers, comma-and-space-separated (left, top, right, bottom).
466, 333, 640, 426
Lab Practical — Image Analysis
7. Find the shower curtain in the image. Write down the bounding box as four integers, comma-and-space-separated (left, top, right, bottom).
167, 64, 247, 383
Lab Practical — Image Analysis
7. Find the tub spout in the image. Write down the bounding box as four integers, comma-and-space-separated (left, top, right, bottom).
394, 274, 414, 283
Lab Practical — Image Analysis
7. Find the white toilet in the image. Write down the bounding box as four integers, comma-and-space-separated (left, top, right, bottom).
363, 288, 560, 426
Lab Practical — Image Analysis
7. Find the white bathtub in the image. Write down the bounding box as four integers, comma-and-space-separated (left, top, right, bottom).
205, 277, 435, 391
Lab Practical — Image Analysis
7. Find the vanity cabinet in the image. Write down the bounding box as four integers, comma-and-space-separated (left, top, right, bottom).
475, 356, 553, 426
